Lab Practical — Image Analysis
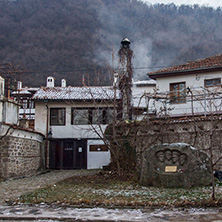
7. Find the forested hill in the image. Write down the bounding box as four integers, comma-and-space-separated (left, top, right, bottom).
1, 0, 222, 87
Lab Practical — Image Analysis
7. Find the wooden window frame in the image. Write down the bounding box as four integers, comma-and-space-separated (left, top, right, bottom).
50, 108, 66, 126
170, 82, 186, 104
204, 78, 221, 88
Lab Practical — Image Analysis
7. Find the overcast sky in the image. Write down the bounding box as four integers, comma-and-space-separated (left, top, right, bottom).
142, 0, 222, 8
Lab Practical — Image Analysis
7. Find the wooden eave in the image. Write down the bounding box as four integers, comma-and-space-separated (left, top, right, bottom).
148, 66, 222, 80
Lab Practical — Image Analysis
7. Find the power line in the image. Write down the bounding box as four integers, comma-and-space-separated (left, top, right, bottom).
21, 66, 166, 75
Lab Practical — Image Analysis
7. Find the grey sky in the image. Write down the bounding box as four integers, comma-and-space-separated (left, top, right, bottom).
142, 0, 222, 8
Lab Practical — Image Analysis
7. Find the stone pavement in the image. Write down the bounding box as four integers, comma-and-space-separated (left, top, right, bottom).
0, 169, 98, 204
0, 204, 222, 221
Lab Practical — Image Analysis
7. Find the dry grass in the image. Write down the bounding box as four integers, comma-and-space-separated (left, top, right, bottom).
11, 173, 222, 208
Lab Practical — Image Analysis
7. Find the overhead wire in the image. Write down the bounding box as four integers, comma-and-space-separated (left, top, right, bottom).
20, 66, 166, 75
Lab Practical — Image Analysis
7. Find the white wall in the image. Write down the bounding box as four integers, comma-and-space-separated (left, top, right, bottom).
34, 101, 111, 170
0, 99, 3, 122
154, 71, 222, 116
4, 99, 19, 124
0, 76, 19, 124
0, 76, 4, 96
35, 101, 109, 138
132, 84, 155, 108
0, 123, 43, 142
87, 139, 110, 169
0, 98, 19, 124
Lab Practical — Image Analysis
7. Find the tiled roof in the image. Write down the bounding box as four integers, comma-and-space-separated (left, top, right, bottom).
32, 86, 121, 101
149, 54, 222, 77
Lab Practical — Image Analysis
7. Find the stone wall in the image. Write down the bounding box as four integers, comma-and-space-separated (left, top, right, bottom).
0, 132, 44, 179
109, 117, 222, 172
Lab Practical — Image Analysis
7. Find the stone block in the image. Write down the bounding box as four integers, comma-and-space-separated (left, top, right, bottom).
140, 143, 212, 188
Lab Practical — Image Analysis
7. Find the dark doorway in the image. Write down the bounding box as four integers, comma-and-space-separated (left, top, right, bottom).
49, 139, 87, 169
63, 141, 74, 168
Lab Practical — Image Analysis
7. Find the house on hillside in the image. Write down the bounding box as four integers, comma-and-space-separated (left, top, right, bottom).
148, 54, 222, 117
0, 75, 44, 179
11, 82, 39, 129
32, 76, 121, 170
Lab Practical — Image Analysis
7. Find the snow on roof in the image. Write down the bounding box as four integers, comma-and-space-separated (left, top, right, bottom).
133, 79, 156, 86
11, 87, 39, 95
27, 87, 39, 91
32, 86, 121, 101
11, 89, 32, 95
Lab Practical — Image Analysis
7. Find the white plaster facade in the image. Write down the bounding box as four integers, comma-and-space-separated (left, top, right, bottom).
0, 75, 19, 124
148, 54, 222, 117
87, 139, 110, 169
35, 101, 109, 138
151, 71, 222, 117
33, 83, 119, 170
0, 123, 43, 143
131, 80, 156, 120
34, 101, 112, 169
132, 80, 156, 108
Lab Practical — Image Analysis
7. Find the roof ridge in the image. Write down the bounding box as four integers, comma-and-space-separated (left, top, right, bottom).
149, 53, 222, 76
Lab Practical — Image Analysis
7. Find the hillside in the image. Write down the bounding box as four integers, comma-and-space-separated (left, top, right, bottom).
0, 0, 222, 86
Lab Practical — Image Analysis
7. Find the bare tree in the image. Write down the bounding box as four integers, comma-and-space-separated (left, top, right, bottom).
144, 86, 222, 198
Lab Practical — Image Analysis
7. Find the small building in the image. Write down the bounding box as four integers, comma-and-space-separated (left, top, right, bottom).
148, 54, 222, 117
0, 75, 44, 179
11, 81, 39, 128
33, 77, 120, 170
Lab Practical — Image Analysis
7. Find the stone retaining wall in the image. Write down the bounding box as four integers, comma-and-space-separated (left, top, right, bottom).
0, 131, 44, 179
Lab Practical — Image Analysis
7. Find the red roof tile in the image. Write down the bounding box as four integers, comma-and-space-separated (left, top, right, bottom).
149, 54, 222, 78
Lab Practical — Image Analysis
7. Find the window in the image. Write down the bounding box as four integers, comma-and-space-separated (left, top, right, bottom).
91, 109, 104, 124
170, 82, 186, 103
71, 108, 89, 125
71, 108, 114, 125
22, 99, 28, 109
29, 100, 35, 109
50, 108, 66, 125
105, 108, 114, 124
205, 78, 221, 88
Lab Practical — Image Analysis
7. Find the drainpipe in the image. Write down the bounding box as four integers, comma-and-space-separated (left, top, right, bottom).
204, 87, 207, 117
45, 103, 49, 169
146, 96, 150, 120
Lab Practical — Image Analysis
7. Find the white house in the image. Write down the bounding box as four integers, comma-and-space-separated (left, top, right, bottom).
131, 79, 156, 119
148, 54, 222, 117
33, 77, 120, 170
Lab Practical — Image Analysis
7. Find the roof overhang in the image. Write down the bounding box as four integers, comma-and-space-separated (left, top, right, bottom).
148, 66, 222, 80
33, 98, 120, 102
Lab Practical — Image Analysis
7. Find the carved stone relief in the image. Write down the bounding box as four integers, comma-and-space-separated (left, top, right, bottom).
140, 143, 211, 188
